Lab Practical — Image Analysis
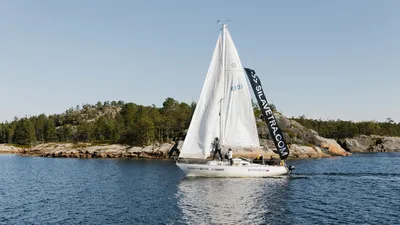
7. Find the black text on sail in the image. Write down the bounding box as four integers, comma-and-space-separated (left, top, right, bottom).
244, 68, 290, 160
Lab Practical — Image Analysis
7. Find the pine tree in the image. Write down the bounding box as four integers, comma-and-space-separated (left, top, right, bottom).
14, 118, 36, 145
44, 118, 57, 142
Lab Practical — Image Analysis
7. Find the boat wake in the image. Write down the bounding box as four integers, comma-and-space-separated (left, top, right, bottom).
291, 172, 400, 178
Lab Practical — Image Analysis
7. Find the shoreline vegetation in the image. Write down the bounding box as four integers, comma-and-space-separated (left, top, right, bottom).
1, 99, 400, 159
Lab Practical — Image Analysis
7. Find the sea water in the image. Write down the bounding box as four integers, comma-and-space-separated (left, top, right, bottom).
0, 153, 399, 224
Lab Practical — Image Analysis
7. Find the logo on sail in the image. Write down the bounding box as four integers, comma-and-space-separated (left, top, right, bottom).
231, 84, 243, 91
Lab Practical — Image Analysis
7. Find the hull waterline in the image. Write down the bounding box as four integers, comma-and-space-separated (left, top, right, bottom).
176, 160, 289, 178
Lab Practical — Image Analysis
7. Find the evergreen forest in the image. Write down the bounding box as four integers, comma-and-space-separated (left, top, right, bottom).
1, 98, 399, 146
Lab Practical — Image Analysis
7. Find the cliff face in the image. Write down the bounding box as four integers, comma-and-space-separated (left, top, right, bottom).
255, 113, 349, 158
338, 135, 400, 153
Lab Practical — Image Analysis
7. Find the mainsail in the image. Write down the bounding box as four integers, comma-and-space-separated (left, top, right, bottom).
179, 25, 260, 159
244, 68, 290, 159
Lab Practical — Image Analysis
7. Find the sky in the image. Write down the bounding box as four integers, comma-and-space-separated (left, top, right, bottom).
0, 0, 399, 123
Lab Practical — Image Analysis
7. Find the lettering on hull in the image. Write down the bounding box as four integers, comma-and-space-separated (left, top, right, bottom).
186, 167, 225, 171
248, 168, 268, 172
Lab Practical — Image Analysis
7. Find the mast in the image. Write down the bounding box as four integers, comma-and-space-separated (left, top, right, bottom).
219, 21, 227, 146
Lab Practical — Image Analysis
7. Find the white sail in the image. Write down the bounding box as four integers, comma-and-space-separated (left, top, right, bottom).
179, 25, 260, 159
178, 34, 224, 159
220, 27, 260, 148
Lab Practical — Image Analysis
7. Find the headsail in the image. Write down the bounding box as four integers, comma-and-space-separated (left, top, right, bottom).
179, 25, 260, 159
244, 68, 290, 160
178, 34, 224, 159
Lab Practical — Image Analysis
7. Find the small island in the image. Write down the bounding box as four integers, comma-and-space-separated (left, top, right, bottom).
1, 99, 399, 159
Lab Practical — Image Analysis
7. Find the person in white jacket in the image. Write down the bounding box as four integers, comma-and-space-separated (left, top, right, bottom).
227, 148, 233, 166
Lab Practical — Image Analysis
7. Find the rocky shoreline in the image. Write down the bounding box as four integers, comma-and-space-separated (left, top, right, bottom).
338, 135, 400, 153
1, 135, 399, 160
0, 144, 23, 154
0, 138, 351, 159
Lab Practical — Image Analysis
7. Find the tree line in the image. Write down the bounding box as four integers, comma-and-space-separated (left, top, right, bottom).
0, 98, 195, 146
293, 116, 400, 139
1, 99, 399, 146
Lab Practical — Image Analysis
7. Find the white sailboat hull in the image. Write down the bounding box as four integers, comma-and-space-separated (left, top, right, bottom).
177, 159, 288, 178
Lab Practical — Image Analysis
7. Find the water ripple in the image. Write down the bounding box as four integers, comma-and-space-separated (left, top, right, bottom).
0, 153, 399, 224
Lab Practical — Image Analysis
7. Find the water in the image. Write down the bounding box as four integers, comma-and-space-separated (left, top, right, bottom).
0, 153, 399, 224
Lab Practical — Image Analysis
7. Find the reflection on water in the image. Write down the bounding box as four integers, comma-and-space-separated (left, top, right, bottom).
1, 154, 399, 224
177, 178, 289, 225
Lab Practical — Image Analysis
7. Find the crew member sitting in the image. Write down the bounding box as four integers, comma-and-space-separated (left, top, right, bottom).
227, 148, 233, 166
254, 154, 263, 161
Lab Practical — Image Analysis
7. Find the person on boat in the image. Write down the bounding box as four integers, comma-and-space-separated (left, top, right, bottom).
255, 154, 263, 161
254, 154, 264, 164
212, 137, 222, 161
227, 148, 233, 166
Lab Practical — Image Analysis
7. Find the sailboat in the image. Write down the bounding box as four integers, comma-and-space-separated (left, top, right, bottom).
176, 23, 294, 177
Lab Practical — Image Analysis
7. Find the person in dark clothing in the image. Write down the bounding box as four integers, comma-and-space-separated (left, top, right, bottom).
224, 153, 229, 160
254, 154, 263, 161
212, 137, 223, 160
253, 154, 264, 164
168, 139, 180, 157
